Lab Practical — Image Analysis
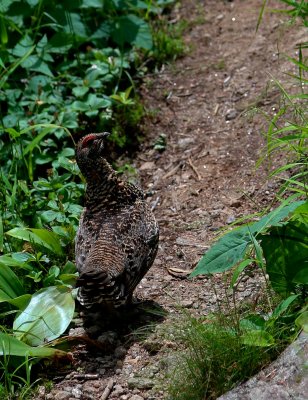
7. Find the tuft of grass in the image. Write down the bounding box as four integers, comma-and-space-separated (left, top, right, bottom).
164, 313, 292, 400
150, 19, 188, 65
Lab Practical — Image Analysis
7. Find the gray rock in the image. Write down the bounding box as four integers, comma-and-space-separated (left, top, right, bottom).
127, 377, 154, 390
114, 346, 127, 358
97, 331, 118, 346
112, 384, 125, 397
181, 299, 194, 308
218, 331, 308, 400
226, 215, 236, 224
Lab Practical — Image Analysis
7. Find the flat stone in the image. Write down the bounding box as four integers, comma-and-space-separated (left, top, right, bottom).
130, 395, 145, 400
127, 377, 154, 390
53, 391, 71, 400
140, 161, 155, 171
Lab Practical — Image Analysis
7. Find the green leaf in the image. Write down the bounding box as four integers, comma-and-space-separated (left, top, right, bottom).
240, 315, 266, 331
23, 127, 54, 155
261, 221, 308, 296
191, 199, 304, 277
13, 286, 75, 346
0, 332, 66, 358
72, 86, 89, 97
241, 330, 275, 347
41, 210, 59, 223
111, 15, 153, 50
295, 311, 308, 333
11, 35, 34, 57
271, 294, 299, 318
251, 199, 305, 235
0, 255, 33, 271
0, 292, 31, 310
0, 262, 25, 299
0, 215, 3, 252
190, 226, 252, 276
230, 258, 255, 288
6, 228, 63, 255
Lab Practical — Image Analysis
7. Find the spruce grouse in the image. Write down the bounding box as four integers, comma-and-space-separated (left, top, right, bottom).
75, 132, 159, 309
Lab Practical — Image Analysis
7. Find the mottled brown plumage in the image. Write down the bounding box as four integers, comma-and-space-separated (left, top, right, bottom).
75, 132, 159, 309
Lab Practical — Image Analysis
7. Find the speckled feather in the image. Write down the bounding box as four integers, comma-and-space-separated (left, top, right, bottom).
75, 133, 159, 309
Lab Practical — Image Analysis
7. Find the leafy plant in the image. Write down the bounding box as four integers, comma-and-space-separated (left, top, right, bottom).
165, 302, 299, 400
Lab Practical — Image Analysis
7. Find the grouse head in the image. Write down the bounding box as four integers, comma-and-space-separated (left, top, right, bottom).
76, 132, 110, 160
76, 132, 111, 177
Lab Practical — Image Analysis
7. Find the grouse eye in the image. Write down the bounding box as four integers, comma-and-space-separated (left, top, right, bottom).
81, 134, 97, 149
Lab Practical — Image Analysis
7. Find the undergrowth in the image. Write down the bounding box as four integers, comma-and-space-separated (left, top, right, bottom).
165, 312, 292, 400
165, 1, 307, 399
0, 0, 187, 397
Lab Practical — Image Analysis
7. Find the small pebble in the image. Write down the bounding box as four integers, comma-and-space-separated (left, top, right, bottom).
71, 387, 82, 399
130, 395, 144, 400
225, 109, 238, 120
114, 346, 127, 359
226, 215, 236, 224
53, 391, 71, 400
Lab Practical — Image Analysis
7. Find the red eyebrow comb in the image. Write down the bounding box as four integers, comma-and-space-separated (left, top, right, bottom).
81, 132, 110, 148
81, 134, 97, 148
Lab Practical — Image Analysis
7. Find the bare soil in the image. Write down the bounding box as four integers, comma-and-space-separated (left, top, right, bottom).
37, 1, 306, 399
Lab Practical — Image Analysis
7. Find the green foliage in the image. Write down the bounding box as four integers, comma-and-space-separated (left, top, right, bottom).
0, 0, 178, 147
183, 6, 308, 398
261, 221, 308, 296
0, 0, 182, 394
14, 286, 75, 346
0, 333, 66, 359
165, 302, 299, 400
191, 199, 305, 279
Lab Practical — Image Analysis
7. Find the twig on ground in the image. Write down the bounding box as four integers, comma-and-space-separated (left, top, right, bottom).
188, 158, 202, 180
100, 379, 114, 400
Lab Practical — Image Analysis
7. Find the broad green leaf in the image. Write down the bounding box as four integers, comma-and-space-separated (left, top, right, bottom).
0, 262, 25, 299
251, 199, 304, 234
261, 221, 308, 296
293, 202, 308, 215
14, 286, 75, 346
0, 293, 31, 309
295, 311, 308, 333
0, 255, 32, 271
41, 210, 58, 222
111, 15, 153, 50
240, 315, 265, 331
190, 226, 252, 276
292, 268, 308, 285
63, 13, 87, 38
72, 86, 89, 97
11, 35, 34, 57
6, 228, 63, 255
0, 332, 66, 358
241, 330, 275, 347
191, 200, 304, 277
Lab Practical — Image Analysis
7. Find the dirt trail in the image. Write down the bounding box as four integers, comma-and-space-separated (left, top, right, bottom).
39, 1, 306, 399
